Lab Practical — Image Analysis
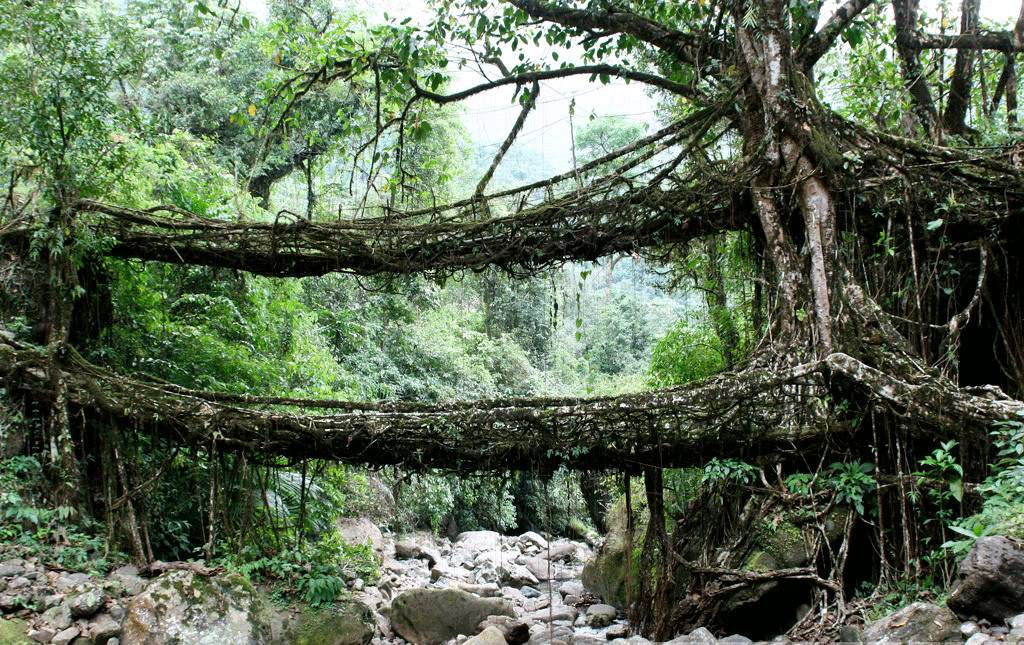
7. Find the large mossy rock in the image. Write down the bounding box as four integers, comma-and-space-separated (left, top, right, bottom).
122, 570, 274, 644
122, 570, 373, 645
581, 496, 645, 609
272, 604, 374, 645
389, 588, 514, 644
862, 602, 959, 643
0, 619, 29, 645
948, 535, 1024, 621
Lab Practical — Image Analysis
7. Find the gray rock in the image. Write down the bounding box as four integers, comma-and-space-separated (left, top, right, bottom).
337, 517, 385, 552
559, 581, 584, 598
466, 626, 510, 645
1011, 613, 1024, 630
109, 566, 145, 597
389, 588, 515, 644
586, 604, 617, 628
68, 586, 105, 618
519, 532, 548, 551
456, 531, 503, 553
478, 616, 529, 645
455, 582, 501, 598
718, 636, 753, 645
87, 612, 121, 641
663, 627, 716, 645
28, 626, 56, 643
521, 586, 542, 599
605, 624, 629, 640
949, 536, 1024, 622
0, 562, 25, 578
7, 577, 30, 590
964, 634, 989, 645
529, 624, 574, 645
526, 604, 577, 624
548, 544, 577, 563
523, 557, 552, 582
395, 540, 440, 568
862, 602, 959, 644
961, 621, 981, 637
53, 574, 89, 594
499, 564, 539, 587
40, 604, 73, 631
122, 570, 274, 644
51, 627, 80, 645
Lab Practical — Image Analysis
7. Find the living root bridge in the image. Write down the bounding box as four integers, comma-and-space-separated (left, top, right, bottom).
2, 332, 1020, 471
74, 184, 745, 278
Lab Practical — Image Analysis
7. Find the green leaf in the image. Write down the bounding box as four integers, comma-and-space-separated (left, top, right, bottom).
927, 218, 944, 231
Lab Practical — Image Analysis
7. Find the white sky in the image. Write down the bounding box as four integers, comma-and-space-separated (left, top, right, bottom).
238, 0, 1020, 175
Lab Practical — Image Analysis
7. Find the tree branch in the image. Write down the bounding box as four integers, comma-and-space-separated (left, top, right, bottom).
798, 0, 876, 69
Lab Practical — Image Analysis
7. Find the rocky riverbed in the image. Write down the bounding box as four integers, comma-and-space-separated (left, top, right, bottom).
2, 530, 1024, 644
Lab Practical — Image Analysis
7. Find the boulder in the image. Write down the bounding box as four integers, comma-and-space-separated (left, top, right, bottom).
523, 557, 551, 582
586, 603, 617, 628
498, 564, 539, 588
0, 618, 30, 645
547, 544, 577, 563
109, 566, 146, 597
0, 563, 24, 579
558, 581, 584, 598
605, 624, 629, 640
39, 604, 72, 631
948, 536, 1024, 621
337, 518, 385, 553
121, 570, 274, 644
663, 627, 716, 644
86, 612, 121, 642
478, 616, 529, 645
389, 588, 515, 644
68, 585, 105, 618
454, 582, 501, 598
456, 531, 503, 554
272, 604, 375, 645
862, 602, 959, 644
395, 540, 440, 568
465, 626, 509, 645
50, 627, 79, 645
519, 533, 548, 551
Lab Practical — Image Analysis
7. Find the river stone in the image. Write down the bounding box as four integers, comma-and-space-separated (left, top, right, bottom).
337, 517, 385, 553
68, 585, 105, 618
523, 557, 551, 581
948, 536, 1024, 621
547, 544, 577, 563
87, 612, 121, 641
0, 563, 24, 579
862, 602, 959, 643
465, 626, 509, 645
664, 627, 716, 644
121, 570, 273, 644
586, 603, 617, 627
456, 531, 503, 554
519, 533, 548, 551
389, 588, 514, 644
272, 603, 374, 645
110, 566, 146, 597
395, 540, 440, 568
478, 616, 529, 645
40, 604, 72, 631
498, 564, 538, 587
50, 627, 79, 645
